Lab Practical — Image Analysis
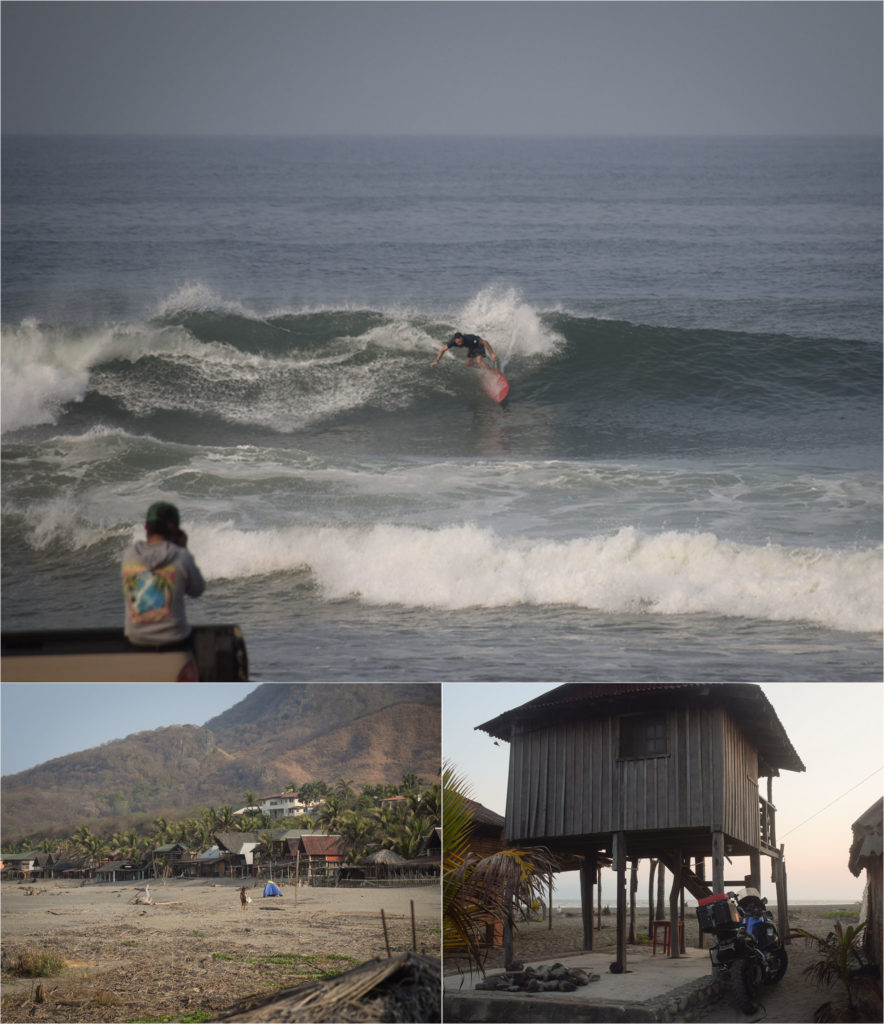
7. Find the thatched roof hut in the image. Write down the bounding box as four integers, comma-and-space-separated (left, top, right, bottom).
849, 797, 883, 970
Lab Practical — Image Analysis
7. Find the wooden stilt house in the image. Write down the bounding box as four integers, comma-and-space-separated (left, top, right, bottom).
477, 683, 805, 969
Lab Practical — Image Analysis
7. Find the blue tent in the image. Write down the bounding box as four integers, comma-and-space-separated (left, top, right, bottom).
263, 881, 282, 897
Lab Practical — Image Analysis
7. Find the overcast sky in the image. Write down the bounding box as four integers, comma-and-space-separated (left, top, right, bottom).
2, 1, 881, 135
444, 683, 883, 902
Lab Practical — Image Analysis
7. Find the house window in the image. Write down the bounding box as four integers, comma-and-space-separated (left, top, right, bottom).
619, 713, 668, 758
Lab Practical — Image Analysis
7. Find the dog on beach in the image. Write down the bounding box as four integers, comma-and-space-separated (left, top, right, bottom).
240, 886, 251, 911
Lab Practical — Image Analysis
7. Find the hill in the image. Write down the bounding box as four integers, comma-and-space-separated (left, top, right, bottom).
0, 684, 440, 844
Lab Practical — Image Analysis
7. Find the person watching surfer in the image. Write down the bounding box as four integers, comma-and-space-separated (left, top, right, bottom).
121, 501, 206, 648
431, 332, 499, 370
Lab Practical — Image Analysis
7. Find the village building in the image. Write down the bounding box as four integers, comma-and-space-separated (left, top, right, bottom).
477, 682, 805, 969
257, 792, 311, 819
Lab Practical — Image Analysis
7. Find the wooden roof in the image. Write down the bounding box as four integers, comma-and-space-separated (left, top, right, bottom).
301, 835, 344, 856
477, 683, 805, 776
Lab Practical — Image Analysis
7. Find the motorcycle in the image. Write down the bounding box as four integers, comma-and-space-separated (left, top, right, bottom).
696, 887, 788, 1014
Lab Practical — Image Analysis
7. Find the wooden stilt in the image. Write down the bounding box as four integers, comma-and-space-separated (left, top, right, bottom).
668, 848, 682, 959
614, 832, 627, 971
580, 854, 595, 950
775, 844, 790, 944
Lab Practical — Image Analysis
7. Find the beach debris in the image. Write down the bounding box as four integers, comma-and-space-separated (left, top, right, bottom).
212, 951, 440, 1022
475, 962, 599, 993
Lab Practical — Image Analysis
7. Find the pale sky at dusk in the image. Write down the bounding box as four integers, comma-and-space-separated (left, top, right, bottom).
2, 2, 881, 136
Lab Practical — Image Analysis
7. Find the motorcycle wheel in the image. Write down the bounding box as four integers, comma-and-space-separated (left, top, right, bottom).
731, 956, 763, 1014
764, 945, 788, 985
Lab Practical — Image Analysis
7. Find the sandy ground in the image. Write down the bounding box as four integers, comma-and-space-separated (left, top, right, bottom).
445, 904, 876, 1023
1, 877, 440, 1023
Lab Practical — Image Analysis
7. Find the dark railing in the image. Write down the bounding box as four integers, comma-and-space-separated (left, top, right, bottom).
759, 795, 777, 851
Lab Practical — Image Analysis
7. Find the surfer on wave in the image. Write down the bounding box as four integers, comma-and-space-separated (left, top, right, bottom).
431, 332, 499, 370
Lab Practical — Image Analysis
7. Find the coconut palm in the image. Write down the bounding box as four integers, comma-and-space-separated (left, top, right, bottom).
316, 794, 346, 831
443, 761, 556, 974
338, 810, 378, 863
796, 919, 870, 1021
150, 816, 171, 845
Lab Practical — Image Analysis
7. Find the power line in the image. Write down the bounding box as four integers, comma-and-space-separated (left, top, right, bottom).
780, 766, 882, 839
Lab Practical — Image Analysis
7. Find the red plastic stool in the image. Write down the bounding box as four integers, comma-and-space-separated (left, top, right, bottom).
652, 920, 684, 955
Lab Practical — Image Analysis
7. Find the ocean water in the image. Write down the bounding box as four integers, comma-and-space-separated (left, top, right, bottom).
2, 135, 881, 681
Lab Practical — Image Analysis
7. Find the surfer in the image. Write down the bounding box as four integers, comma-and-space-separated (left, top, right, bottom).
121, 501, 206, 647
431, 332, 499, 370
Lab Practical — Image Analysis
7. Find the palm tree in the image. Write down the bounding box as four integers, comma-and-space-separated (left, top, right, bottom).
338, 811, 378, 864
443, 762, 556, 974
150, 816, 171, 846
393, 815, 433, 861
400, 773, 424, 794
316, 794, 345, 831
333, 778, 355, 802
72, 826, 109, 873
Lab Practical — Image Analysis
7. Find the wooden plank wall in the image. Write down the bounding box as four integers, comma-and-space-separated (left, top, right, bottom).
505, 705, 760, 847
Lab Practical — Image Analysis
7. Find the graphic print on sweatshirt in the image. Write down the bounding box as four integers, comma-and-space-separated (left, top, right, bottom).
123, 563, 176, 624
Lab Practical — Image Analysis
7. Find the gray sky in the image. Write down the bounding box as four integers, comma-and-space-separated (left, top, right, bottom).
2, 2, 881, 135
444, 683, 883, 902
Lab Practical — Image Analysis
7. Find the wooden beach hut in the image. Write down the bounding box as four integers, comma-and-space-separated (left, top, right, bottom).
477, 683, 805, 969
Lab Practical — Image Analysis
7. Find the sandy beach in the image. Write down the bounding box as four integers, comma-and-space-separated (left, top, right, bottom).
445, 903, 872, 1024
1, 877, 440, 1023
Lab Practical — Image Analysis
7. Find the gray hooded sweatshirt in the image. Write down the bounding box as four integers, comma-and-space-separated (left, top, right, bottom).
122, 539, 206, 645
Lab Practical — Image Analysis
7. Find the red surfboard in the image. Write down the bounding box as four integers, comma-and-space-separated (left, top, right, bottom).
479, 366, 510, 403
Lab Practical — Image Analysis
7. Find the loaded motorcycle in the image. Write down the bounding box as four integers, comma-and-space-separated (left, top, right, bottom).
696, 887, 789, 1014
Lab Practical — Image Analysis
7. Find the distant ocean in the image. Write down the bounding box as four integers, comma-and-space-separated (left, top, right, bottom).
2, 135, 881, 680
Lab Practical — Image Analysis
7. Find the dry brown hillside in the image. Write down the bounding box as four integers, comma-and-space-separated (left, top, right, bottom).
1, 684, 440, 844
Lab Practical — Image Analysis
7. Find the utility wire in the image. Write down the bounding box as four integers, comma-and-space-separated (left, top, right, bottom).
780, 766, 882, 839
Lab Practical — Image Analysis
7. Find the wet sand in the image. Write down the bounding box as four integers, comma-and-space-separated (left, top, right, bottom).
1, 877, 440, 1023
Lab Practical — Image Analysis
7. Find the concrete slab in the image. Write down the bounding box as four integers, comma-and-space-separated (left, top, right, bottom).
444, 945, 725, 1023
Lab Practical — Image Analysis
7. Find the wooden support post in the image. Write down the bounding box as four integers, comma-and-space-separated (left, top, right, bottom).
628, 857, 638, 944
749, 850, 761, 890
503, 885, 514, 968
614, 832, 627, 971
648, 859, 658, 940
580, 855, 595, 950
712, 831, 725, 894
695, 858, 705, 949
597, 862, 602, 931
775, 844, 790, 945
669, 848, 682, 959
548, 876, 553, 931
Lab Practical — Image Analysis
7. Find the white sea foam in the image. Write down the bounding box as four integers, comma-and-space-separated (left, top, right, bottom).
0, 318, 203, 434
457, 285, 564, 364
189, 522, 882, 634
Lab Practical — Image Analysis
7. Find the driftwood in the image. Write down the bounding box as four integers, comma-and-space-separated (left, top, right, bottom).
212, 951, 440, 1023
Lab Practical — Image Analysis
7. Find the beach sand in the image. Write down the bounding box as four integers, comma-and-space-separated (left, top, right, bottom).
445, 904, 872, 1024
1, 877, 440, 1023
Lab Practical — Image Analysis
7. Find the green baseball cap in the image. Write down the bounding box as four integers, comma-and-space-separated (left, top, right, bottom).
145, 502, 180, 528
